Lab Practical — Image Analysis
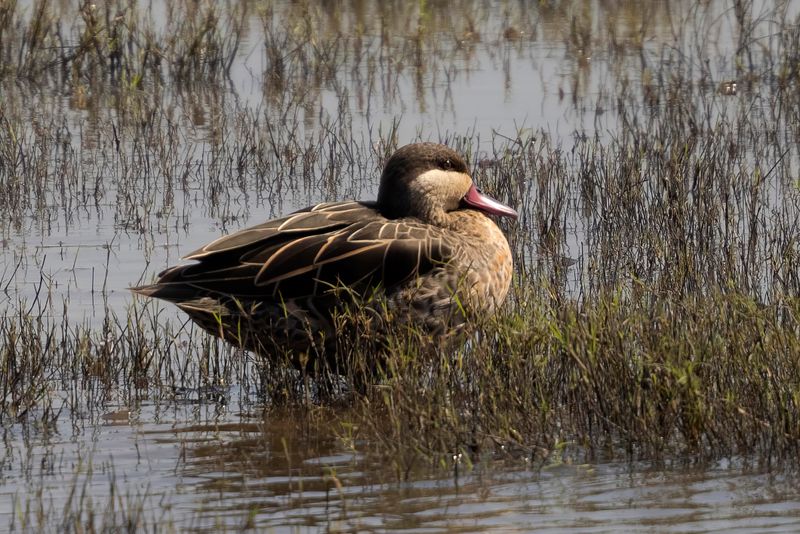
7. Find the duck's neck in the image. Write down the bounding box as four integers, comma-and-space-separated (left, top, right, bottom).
437, 209, 494, 236
419, 206, 455, 228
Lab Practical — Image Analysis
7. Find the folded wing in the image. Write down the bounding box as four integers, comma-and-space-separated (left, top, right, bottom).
135, 201, 453, 302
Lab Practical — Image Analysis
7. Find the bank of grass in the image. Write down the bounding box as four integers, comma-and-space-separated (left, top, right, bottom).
350, 286, 800, 473
3, 282, 799, 471
4, 284, 799, 532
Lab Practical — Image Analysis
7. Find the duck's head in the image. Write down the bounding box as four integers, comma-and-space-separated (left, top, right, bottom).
377, 143, 518, 226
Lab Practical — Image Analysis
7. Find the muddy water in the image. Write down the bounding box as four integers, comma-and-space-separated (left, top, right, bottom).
2, 0, 800, 531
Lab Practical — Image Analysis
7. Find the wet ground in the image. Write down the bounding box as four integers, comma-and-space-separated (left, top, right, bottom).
2, 0, 800, 531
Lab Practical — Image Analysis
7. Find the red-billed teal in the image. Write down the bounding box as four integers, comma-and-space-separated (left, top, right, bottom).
132, 143, 517, 371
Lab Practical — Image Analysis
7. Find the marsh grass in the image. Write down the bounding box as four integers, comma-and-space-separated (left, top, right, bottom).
2, 1, 800, 528
4, 278, 798, 471
323, 288, 800, 475
0, 2, 800, 457
0, 0, 246, 83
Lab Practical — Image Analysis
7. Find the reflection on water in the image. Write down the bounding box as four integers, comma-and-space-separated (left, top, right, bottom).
3, 396, 800, 531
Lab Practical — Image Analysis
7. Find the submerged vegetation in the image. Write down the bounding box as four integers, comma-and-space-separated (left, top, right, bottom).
1, 0, 800, 528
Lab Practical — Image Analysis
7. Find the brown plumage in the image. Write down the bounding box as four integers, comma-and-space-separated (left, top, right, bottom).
131, 143, 517, 371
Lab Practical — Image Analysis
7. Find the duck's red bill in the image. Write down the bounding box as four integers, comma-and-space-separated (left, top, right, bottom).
461, 184, 518, 219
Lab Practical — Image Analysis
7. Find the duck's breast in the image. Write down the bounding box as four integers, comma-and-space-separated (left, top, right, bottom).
388, 212, 512, 329
451, 211, 513, 312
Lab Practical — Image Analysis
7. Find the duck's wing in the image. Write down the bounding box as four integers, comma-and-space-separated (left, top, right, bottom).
183, 201, 377, 260
135, 201, 453, 302
245, 217, 454, 299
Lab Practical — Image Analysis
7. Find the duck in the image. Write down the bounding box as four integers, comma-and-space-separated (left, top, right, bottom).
131, 142, 517, 372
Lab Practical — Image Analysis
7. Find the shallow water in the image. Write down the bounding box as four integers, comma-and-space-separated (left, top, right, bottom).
3, 393, 800, 532
2, 0, 800, 531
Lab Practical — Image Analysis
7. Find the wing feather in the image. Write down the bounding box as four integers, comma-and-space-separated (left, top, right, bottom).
184, 201, 377, 259
149, 200, 454, 303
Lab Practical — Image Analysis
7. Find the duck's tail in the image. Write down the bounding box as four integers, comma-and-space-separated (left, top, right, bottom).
130, 264, 198, 303
129, 278, 200, 304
